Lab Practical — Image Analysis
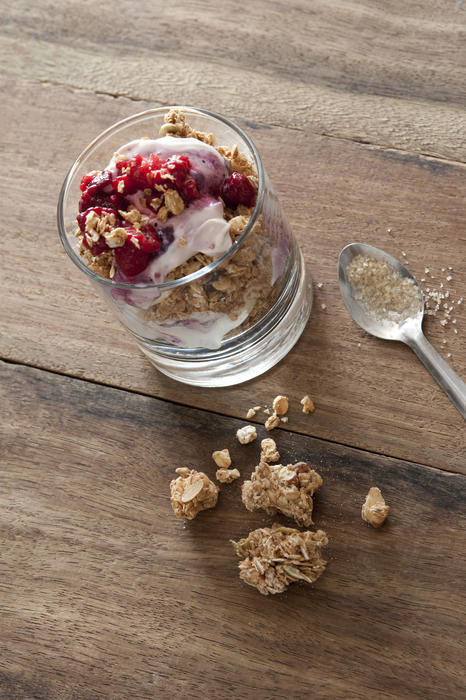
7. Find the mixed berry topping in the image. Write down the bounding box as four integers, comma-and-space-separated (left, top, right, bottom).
113, 153, 200, 203
76, 144, 257, 280
220, 172, 256, 208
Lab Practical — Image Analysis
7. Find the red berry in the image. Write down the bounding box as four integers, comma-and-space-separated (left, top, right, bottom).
179, 175, 200, 202
114, 241, 150, 277
82, 237, 109, 256
125, 226, 161, 253
220, 172, 256, 208
76, 207, 119, 232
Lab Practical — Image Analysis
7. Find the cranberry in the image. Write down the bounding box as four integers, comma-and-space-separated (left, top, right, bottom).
220, 172, 256, 208
114, 241, 150, 277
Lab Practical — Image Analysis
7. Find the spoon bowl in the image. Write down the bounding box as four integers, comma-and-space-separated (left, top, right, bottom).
338, 242, 466, 418
338, 243, 424, 341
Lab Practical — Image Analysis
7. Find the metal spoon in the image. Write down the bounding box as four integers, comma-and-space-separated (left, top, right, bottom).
338, 243, 466, 418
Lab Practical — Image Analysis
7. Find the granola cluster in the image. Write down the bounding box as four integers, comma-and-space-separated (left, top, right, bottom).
216, 468, 241, 484
170, 468, 219, 520
260, 438, 280, 463
231, 524, 328, 595
241, 460, 323, 527
300, 395, 315, 414
236, 425, 257, 444
361, 487, 390, 528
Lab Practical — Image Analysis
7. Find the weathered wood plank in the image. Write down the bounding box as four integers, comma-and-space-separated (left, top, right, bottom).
1, 361, 465, 699
1, 0, 465, 160
1, 75, 464, 472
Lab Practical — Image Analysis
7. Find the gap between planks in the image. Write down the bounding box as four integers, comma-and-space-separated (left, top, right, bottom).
3, 358, 462, 479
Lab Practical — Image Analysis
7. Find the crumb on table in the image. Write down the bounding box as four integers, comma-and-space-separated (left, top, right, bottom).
361, 486, 390, 528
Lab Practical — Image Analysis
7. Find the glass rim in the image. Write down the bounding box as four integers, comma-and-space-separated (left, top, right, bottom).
57, 105, 265, 290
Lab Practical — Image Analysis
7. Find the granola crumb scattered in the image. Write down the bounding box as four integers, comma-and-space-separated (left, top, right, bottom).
253, 406, 262, 412
263, 408, 270, 415
170, 468, 219, 520
265, 413, 281, 431
212, 449, 231, 469
260, 438, 280, 463
281, 416, 289, 423
361, 487, 390, 528
216, 467, 241, 484
272, 395, 289, 416
300, 395, 315, 414
237, 425, 257, 444
231, 523, 328, 595
242, 460, 323, 527
246, 408, 256, 419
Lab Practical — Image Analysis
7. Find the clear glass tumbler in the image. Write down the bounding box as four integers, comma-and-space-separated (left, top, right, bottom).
58, 107, 312, 386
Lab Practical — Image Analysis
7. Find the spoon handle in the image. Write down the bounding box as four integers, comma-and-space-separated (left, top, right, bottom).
404, 331, 466, 418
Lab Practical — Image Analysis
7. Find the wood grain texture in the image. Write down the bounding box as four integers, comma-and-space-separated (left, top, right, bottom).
1, 0, 466, 160
1, 361, 465, 699
1, 75, 465, 472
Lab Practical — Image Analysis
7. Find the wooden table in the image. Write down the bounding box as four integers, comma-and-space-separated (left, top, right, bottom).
1, 2, 465, 698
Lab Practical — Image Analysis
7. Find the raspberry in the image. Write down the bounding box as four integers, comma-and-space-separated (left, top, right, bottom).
112, 153, 199, 204
82, 237, 109, 256
126, 225, 161, 253
220, 172, 256, 208
114, 226, 161, 276
179, 175, 199, 202
79, 168, 123, 211
114, 241, 150, 277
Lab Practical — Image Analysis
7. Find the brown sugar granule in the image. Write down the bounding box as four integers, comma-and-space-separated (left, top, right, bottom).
241, 460, 323, 527
361, 487, 390, 528
346, 254, 420, 323
231, 523, 328, 595
170, 468, 219, 520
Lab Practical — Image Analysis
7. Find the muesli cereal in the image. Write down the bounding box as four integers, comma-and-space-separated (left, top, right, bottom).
216, 468, 241, 484
361, 487, 390, 528
272, 395, 289, 416
241, 460, 323, 527
237, 425, 257, 444
231, 524, 328, 595
260, 437, 280, 463
264, 413, 281, 431
170, 468, 219, 520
